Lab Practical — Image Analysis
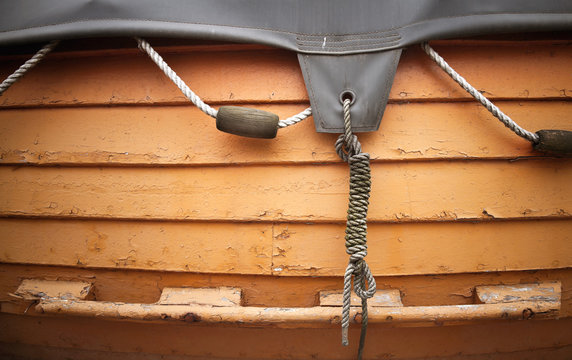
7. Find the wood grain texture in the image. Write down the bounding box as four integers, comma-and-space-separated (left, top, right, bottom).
0, 44, 570, 108
1, 160, 570, 222
1, 102, 571, 166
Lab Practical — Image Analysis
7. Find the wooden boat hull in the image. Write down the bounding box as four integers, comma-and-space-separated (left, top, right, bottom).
0, 36, 571, 359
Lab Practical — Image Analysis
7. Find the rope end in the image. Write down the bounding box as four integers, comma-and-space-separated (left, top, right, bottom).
342, 327, 349, 346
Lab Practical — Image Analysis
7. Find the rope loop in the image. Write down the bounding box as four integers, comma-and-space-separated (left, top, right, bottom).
336, 99, 362, 161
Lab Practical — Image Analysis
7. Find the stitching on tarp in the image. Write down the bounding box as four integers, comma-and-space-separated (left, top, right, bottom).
2, 12, 568, 38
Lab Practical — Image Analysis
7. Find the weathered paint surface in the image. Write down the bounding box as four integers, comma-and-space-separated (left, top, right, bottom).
0, 102, 571, 166
320, 290, 403, 307
0, 219, 272, 274
13, 279, 92, 301
1, 219, 570, 276
0, 161, 570, 222
0, 37, 571, 358
158, 287, 242, 306
0, 44, 570, 107
35, 298, 559, 324
476, 282, 561, 304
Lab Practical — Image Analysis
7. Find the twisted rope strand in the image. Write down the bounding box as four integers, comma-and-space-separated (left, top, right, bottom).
0, 40, 59, 96
277, 106, 312, 128
421, 42, 539, 144
136, 37, 218, 118
336, 99, 376, 359
136, 37, 311, 128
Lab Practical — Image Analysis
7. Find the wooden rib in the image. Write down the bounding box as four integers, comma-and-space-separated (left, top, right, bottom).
1, 264, 570, 315
1, 44, 570, 107
0, 160, 570, 222
0, 219, 272, 275
1, 102, 570, 166
0, 219, 570, 276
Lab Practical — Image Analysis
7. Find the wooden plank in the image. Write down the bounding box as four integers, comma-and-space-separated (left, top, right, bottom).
1, 314, 571, 359
0, 49, 306, 107
1, 264, 571, 316
0, 219, 272, 275
1, 102, 570, 166
158, 287, 241, 306
0, 160, 570, 222
0, 44, 569, 108
0, 219, 570, 276
272, 221, 572, 276
392, 44, 572, 102
13, 279, 92, 301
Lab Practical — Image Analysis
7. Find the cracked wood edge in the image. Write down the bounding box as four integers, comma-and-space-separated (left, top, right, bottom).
35, 298, 559, 325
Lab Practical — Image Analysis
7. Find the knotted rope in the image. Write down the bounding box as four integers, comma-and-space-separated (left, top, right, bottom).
335, 98, 376, 359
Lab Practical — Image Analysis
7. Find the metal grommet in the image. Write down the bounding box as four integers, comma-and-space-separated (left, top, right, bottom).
339, 89, 356, 106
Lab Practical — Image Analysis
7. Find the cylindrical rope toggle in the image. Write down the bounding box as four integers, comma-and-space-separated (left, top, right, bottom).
335, 99, 376, 359
135, 37, 311, 131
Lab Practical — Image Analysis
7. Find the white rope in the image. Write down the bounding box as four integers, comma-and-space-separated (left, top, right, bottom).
135, 37, 218, 118
0, 40, 59, 96
421, 42, 539, 144
278, 106, 312, 128
135, 37, 311, 128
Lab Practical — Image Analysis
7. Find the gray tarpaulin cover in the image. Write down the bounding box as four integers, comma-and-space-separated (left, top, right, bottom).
1, 0, 571, 132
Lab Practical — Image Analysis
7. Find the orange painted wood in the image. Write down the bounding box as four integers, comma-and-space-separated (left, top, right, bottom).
393, 44, 572, 102
1, 102, 571, 166
0, 219, 272, 275
1, 314, 571, 359
0, 48, 306, 107
0, 43, 570, 108
1, 219, 570, 276
1, 36, 571, 359
1, 160, 570, 222
272, 221, 572, 276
